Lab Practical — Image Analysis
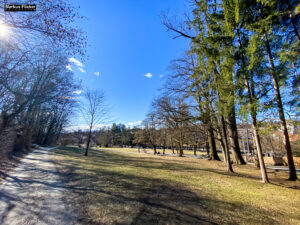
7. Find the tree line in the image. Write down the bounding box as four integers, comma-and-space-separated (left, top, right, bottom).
126, 0, 299, 183
155, 0, 299, 182
0, 1, 85, 157
60, 0, 299, 183
61, 123, 136, 149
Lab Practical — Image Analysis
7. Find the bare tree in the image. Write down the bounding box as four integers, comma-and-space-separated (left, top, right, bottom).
81, 90, 108, 156
152, 95, 192, 157
143, 113, 159, 155
0, 0, 87, 56
0, 0, 86, 155
133, 129, 147, 152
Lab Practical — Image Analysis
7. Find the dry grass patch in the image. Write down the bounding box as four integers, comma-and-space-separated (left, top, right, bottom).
51, 146, 300, 225
97, 147, 208, 156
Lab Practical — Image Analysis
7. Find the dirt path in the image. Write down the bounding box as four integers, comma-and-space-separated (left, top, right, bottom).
0, 147, 77, 225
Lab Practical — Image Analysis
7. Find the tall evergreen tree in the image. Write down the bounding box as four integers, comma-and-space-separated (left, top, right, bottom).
244, 0, 298, 180
191, 0, 246, 164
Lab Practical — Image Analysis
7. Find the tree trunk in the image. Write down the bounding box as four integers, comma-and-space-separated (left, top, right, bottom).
216, 128, 227, 162
246, 75, 268, 182
249, 73, 260, 169
55, 122, 64, 142
36, 122, 44, 145
263, 31, 297, 181
208, 126, 220, 160
252, 123, 269, 183
0, 112, 10, 137
0, 113, 8, 128
236, 27, 268, 182
85, 126, 92, 156
222, 116, 233, 173
246, 72, 269, 181
219, 139, 226, 162
252, 138, 260, 168
43, 119, 56, 145
22, 127, 33, 150
193, 145, 197, 156
205, 141, 210, 157
227, 110, 246, 165
179, 147, 183, 157
179, 130, 184, 157
153, 145, 157, 155
290, 12, 300, 42
178, 143, 183, 157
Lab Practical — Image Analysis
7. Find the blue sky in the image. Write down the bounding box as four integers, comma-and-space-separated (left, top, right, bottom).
69, 0, 190, 128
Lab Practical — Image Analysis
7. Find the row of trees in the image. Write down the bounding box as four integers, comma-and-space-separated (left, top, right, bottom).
65, 123, 135, 149
143, 0, 299, 182
133, 115, 209, 156
47, 0, 298, 183
0, 0, 85, 156
98, 123, 135, 147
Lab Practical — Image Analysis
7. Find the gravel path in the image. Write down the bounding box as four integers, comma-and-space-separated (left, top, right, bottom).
0, 147, 77, 225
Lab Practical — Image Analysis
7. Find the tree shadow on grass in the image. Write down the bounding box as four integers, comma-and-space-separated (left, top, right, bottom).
49, 147, 290, 225
55, 147, 264, 182
94, 148, 300, 186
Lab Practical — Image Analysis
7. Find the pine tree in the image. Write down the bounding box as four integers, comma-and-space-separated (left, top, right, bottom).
223, 0, 270, 182
244, 0, 298, 180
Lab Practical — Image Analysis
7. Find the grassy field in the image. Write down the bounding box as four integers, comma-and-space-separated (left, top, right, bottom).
50, 146, 300, 225
95, 147, 208, 156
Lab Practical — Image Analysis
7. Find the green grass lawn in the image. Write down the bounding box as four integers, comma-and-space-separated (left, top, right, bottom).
50, 146, 300, 225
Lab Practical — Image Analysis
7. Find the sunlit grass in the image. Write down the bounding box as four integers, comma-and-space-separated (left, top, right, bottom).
96, 146, 208, 156
51, 146, 300, 225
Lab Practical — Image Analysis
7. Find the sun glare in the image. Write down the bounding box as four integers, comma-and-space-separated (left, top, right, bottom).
0, 21, 11, 39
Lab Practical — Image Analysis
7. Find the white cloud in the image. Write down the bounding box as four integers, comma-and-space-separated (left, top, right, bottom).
69, 57, 84, 67
65, 125, 89, 131
127, 120, 142, 127
78, 67, 86, 73
65, 124, 112, 131
159, 74, 164, 78
73, 90, 82, 95
94, 72, 100, 76
145, 73, 152, 78
66, 64, 73, 71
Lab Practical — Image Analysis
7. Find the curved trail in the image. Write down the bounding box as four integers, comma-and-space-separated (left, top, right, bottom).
0, 147, 76, 225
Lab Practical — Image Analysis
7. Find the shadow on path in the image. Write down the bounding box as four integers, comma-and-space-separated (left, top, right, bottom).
0, 147, 77, 225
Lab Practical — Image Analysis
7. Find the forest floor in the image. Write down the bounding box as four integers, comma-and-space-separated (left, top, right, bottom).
0, 147, 77, 225
50, 146, 300, 225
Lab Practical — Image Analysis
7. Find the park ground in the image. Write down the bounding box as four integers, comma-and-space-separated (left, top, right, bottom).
51, 146, 300, 225
0, 147, 76, 225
